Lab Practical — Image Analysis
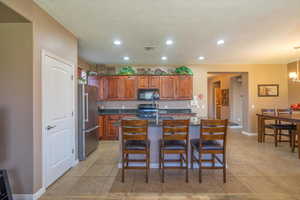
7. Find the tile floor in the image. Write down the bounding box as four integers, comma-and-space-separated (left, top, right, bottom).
39, 129, 300, 200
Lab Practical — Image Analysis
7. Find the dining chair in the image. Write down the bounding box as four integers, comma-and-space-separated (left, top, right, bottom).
261, 108, 276, 143
159, 119, 189, 183
274, 109, 296, 147
190, 119, 228, 183
121, 120, 150, 183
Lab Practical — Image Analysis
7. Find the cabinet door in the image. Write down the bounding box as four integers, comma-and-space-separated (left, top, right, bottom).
104, 115, 120, 140
105, 76, 121, 100
98, 116, 104, 139
122, 76, 137, 100
137, 76, 149, 88
160, 76, 176, 99
149, 76, 160, 88
97, 76, 105, 100
176, 76, 193, 100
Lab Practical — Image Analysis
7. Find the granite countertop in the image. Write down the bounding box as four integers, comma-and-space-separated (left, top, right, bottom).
98, 109, 196, 115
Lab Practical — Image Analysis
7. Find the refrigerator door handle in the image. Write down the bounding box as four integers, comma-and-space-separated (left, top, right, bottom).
84, 93, 89, 122
84, 125, 99, 134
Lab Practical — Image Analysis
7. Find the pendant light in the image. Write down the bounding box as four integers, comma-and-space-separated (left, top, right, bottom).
289, 46, 300, 82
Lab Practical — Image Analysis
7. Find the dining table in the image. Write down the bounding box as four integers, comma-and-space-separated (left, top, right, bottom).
256, 113, 300, 159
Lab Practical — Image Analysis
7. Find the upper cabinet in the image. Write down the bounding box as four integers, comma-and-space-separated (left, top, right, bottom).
149, 76, 160, 88
98, 75, 193, 101
137, 76, 149, 89
160, 76, 176, 100
121, 76, 137, 99
175, 75, 193, 100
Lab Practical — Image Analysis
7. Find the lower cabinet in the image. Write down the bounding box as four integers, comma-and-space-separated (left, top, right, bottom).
98, 115, 135, 140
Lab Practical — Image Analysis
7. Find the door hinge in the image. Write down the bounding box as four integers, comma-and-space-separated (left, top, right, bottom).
72, 111, 74, 116
72, 149, 74, 154
71, 75, 74, 80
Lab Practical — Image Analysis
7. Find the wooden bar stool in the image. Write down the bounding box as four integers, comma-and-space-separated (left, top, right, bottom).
121, 120, 150, 183
190, 119, 228, 183
159, 120, 189, 183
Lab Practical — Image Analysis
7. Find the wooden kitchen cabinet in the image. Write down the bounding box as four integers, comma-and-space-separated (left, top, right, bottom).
175, 75, 193, 100
149, 76, 160, 88
121, 76, 137, 99
137, 76, 149, 88
104, 76, 121, 100
98, 116, 105, 139
100, 114, 135, 140
99, 75, 192, 101
160, 76, 176, 99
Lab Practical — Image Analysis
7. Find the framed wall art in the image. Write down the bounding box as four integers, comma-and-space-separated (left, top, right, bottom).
257, 84, 279, 97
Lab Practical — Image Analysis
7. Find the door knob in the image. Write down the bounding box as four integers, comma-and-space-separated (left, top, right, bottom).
46, 125, 56, 130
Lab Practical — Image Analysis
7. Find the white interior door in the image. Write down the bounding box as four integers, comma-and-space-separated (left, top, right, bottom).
43, 51, 75, 188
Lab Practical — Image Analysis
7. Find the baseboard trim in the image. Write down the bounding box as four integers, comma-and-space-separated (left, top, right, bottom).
13, 187, 45, 200
73, 159, 79, 167
241, 131, 257, 136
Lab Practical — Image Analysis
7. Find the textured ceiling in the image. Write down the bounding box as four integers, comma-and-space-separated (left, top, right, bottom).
34, 0, 300, 65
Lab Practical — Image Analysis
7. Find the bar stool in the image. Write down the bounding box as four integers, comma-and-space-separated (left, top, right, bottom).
121, 120, 150, 183
190, 119, 228, 183
159, 120, 189, 183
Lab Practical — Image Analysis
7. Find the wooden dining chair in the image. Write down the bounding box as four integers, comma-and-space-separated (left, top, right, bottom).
121, 120, 150, 183
274, 109, 296, 147
190, 119, 228, 183
292, 130, 298, 153
261, 108, 276, 143
159, 120, 189, 183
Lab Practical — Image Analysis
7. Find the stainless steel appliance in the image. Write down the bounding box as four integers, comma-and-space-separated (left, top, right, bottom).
137, 89, 160, 101
78, 84, 99, 161
137, 104, 158, 119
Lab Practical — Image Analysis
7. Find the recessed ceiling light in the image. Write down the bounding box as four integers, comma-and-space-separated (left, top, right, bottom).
198, 56, 205, 60
166, 40, 174, 45
161, 56, 167, 60
217, 40, 225, 45
113, 40, 122, 46
123, 56, 130, 60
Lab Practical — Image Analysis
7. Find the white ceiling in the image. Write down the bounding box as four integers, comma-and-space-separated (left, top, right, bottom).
34, 0, 300, 65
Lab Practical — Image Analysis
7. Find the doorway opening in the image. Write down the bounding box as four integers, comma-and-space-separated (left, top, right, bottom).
207, 72, 249, 129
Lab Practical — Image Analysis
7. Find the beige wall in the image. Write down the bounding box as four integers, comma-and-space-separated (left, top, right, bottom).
1, 0, 78, 194
189, 64, 288, 132
0, 23, 33, 194
288, 61, 300, 105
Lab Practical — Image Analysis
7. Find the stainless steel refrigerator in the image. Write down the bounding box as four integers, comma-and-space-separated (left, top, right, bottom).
78, 84, 99, 161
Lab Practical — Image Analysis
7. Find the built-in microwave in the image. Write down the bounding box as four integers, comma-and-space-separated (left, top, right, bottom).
137, 89, 160, 101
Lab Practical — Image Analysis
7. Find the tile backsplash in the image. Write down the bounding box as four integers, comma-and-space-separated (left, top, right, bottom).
97, 100, 192, 109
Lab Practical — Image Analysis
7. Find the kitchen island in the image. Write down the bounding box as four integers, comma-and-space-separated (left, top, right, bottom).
115, 117, 209, 168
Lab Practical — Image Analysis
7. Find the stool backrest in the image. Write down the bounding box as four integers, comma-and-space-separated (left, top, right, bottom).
121, 120, 148, 141
162, 120, 189, 141
200, 119, 228, 149
261, 109, 275, 115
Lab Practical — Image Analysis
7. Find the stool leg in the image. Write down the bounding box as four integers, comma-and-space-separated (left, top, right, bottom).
223, 154, 227, 183
162, 150, 165, 183
275, 129, 278, 147
146, 150, 149, 183
292, 132, 296, 153
122, 152, 125, 183
185, 148, 189, 183
191, 146, 194, 170
199, 152, 202, 183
